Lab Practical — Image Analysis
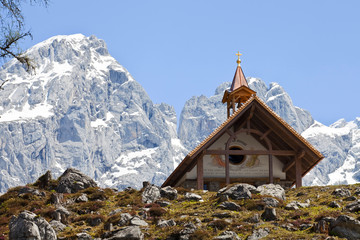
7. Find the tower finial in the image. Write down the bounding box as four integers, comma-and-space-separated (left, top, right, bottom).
236, 51, 242, 66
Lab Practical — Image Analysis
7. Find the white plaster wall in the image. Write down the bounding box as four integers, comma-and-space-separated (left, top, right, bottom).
186, 132, 286, 180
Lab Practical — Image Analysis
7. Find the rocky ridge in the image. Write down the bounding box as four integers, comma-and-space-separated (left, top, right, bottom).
1, 168, 360, 239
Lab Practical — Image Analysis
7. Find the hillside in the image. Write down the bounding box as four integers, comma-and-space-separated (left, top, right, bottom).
1, 169, 360, 239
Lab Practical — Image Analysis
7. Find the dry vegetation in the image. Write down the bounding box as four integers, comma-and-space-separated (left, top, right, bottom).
1, 182, 360, 239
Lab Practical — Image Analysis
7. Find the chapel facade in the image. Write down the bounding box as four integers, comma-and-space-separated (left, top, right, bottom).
162, 53, 323, 191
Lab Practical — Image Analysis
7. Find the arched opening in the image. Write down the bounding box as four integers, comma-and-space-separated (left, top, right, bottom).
229, 146, 246, 165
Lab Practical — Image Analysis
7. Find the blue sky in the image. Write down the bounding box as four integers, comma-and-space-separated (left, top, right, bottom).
21, 1, 360, 126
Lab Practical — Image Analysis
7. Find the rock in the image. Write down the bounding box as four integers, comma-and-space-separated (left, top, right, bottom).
329, 201, 341, 208
345, 200, 360, 212
18, 187, 45, 197
156, 200, 171, 207
143, 181, 151, 188
50, 220, 66, 232
218, 201, 241, 211
281, 223, 297, 231
285, 200, 310, 210
103, 226, 144, 240
261, 207, 277, 221
118, 213, 132, 226
184, 192, 202, 201
54, 206, 70, 224
76, 193, 89, 202
217, 184, 252, 200
330, 215, 360, 240
9, 210, 57, 240
157, 219, 176, 228
104, 222, 114, 231
313, 220, 329, 233
300, 223, 313, 230
56, 168, 97, 193
34, 170, 52, 189
345, 196, 357, 201
130, 216, 148, 227
109, 209, 122, 216
213, 230, 241, 240
218, 194, 229, 203
331, 188, 351, 198
88, 216, 103, 226
142, 185, 160, 203
179, 224, 196, 240
246, 214, 260, 223
50, 193, 64, 206
160, 186, 178, 200
256, 184, 285, 201
262, 197, 279, 207
76, 232, 93, 240
247, 228, 269, 240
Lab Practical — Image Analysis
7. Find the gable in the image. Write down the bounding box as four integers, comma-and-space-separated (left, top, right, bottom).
162, 95, 323, 188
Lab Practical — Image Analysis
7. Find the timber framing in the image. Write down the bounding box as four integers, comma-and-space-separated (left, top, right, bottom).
162, 95, 324, 189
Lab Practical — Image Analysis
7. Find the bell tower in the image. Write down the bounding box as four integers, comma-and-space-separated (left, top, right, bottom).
222, 52, 256, 118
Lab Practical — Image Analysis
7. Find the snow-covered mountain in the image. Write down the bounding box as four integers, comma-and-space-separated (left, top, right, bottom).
0, 34, 187, 192
0, 34, 358, 192
302, 119, 360, 186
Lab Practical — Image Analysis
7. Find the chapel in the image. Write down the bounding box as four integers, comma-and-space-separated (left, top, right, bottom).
162, 53, 323, 191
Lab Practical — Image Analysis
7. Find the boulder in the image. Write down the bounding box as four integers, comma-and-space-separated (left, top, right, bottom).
49, 220, 66, 232
330, 215, 360, 240
50, 193, 64, 206
103, 226, 144, 240
56, 168, 97, 193
88, 216, 103, 226
76, 193, 89, 202
213, 212, 231, 219
262, 197, 279, 208
313, 220, 329, 233
142, 185, 160, 203
184, 192, 202, 201
331, 188, 351, 198
246, 214, 260, 223
130, 216, 148, 227
157, 219, 176, 228
285, 200, 310, 210
156, 200, 171, 207
247, 228, 269, 240
213, 230, 241, 240
109, 209, 122, 216
34, 170, 52, 189
217, 201, 241, 211
18, 187, 45, 197
54, 206, 70, 224
329, 201, 341, 208
118, 213, 132, 226
256, 184, 285, 201
217, 184, 252, 200
345, 200, 360, 212
9, 210, 57, 240
160, 186, 178, 200
261, 207, 277, 221
345, 196, 357, 201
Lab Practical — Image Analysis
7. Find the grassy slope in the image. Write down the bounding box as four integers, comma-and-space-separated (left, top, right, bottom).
0, 182, 358, 239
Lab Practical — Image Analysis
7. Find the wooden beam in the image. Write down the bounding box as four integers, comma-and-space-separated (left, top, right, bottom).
282, 150, 305, 173
295, 154, 302, 188
205, 149, 296, 156
260, 129, 272, 140
225, 153, 230, 185
269, 154, 273, 183
197, 156, 204, 190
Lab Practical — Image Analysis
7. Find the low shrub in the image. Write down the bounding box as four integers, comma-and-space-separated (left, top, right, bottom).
208, 219, 228, 230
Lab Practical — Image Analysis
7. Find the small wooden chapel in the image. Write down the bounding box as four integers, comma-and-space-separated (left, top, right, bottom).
162, 53, 324, 191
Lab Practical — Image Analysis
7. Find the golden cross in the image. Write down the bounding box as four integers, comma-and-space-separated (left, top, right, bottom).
236, 51, 242, 65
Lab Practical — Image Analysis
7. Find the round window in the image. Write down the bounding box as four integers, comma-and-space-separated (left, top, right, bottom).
229, 146, 246, 165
